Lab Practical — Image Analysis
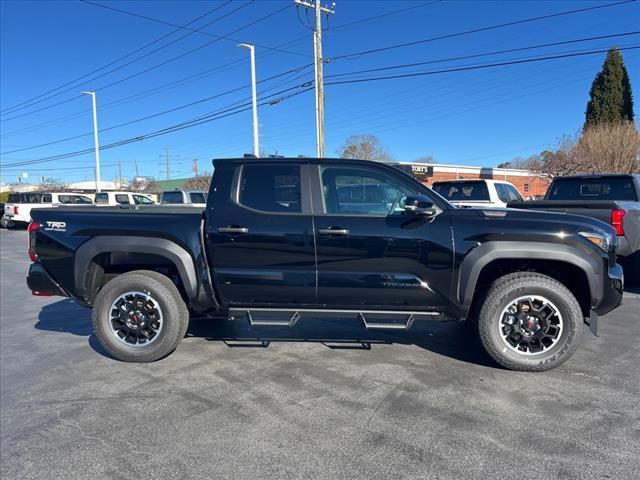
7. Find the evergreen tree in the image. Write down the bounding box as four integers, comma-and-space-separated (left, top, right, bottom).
585, 48, 634, 127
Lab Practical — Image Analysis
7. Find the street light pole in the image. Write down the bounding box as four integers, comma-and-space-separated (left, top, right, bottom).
237, 43, 259, 157
82, 91, 102, 192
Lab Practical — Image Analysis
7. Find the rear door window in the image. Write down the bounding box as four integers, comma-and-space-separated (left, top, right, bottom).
238, 165, 301, 213
115, 194, 130, 205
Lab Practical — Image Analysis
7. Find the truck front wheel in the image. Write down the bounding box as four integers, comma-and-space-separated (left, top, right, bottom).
477, 272, 583, 372
92, 270, 189, 362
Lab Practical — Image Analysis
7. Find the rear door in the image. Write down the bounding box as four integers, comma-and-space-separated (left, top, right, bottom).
312, 161, 454, 309
205, 161, 316, 306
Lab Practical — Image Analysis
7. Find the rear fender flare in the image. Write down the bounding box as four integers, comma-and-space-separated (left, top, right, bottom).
75, 236, 197, 302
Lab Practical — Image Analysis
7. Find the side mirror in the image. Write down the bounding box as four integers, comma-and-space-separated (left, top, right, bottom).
404, 195, 437, 217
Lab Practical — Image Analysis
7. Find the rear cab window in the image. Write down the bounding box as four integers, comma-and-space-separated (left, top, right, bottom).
548, 177, 638, 201
238, 164, 301, 213
161, 191, 184, 204
432, 181, 490, 201
94, 193, 109, 204
189, 192, 206, 204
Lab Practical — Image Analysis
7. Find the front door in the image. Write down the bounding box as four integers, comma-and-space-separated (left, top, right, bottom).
206, 162, 316, 306
312, 162, 454, 310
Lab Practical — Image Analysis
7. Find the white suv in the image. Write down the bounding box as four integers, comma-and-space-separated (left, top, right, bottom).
94, 192, 154, 206
2, 192, 93, 227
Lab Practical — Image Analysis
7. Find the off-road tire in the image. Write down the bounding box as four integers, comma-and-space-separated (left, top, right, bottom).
92, 270, 189, 362
478, 272, 583, 372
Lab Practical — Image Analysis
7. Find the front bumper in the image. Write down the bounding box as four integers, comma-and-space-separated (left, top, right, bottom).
593, 262, 624, 316
26, 263, 67, 297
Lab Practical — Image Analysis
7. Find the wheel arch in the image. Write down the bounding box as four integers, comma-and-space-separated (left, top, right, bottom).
75, 236, 198, 305
459, 242, 601, 317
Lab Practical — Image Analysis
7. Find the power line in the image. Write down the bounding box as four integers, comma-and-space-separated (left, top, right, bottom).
1, 84, 314, 168
330, 0, 637, 60
324, 45, 640, 86
0, 2, 293, 123
325, 31, 640, 79
0, 64, 313, 155
0, 1, 235, 115
80, 0, 309, 58
0, 0, 449, 138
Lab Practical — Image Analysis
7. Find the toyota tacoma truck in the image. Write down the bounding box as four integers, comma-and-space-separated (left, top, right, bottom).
508, 174, 640, 284
26, 158, 624, 371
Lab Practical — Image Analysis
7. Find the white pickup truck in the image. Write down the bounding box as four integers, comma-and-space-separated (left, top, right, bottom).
431, 179, 523, 208
2, 192, 93, 228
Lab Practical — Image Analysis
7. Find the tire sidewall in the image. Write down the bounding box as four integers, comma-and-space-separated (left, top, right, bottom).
480, 281, 582, 371
92, 273, 184, 362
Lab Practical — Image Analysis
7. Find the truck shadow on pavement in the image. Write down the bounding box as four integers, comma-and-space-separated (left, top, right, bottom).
34, 299, 496, 367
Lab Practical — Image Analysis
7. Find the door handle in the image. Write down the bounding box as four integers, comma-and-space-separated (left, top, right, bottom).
318, 227, 350, 236
217, 226, 249, 234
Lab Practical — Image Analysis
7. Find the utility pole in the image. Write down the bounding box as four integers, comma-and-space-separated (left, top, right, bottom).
118, 161, 123, 189
134, 160, 139, 178
82, 91, 102, 192
192, 158, 199, 177
237, 43, 260, 157
294, 0, 335, 158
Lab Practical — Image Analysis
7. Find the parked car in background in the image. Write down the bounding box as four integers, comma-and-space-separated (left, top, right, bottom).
509, 174, 640, 284
432, 179, 523, 208
94, 191, 154, 206
160, 190, 207, 207
2, 192, 93, 228
27, 157, 623, 371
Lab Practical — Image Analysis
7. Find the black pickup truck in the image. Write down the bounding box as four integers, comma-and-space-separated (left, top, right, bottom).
26, 158, 623, 371
509, 174, 640, 284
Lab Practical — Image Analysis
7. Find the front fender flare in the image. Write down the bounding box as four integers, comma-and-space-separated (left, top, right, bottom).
457, 241, 602, 307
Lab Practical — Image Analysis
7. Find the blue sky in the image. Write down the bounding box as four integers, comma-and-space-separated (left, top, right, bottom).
1, 0, 638, 184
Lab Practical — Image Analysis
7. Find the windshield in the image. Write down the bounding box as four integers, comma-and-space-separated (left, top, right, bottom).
547, 177, 637, 201
432, 181, 490, 201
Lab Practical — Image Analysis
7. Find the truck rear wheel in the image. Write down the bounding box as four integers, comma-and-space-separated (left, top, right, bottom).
477, 272, 583, 372
92, 270, 189, 362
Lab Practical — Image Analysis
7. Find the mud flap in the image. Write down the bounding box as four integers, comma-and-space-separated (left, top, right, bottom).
586, 311, 598, 337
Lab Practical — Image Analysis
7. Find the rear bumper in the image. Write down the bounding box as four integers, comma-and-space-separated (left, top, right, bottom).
26, 263, 67, 297
593, 263, 624, 315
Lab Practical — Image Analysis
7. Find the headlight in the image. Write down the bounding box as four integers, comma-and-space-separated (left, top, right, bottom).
579, 231, 613, 252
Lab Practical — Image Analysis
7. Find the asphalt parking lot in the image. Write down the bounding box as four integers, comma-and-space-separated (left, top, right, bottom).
1, 228, 638, 480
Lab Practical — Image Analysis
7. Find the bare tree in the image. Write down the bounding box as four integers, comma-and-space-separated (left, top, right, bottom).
572, 121, 639, 173
542, 122, 639, 175
184, 174, 212, 190
38, 178, 67, 192
337, 134, 392, 162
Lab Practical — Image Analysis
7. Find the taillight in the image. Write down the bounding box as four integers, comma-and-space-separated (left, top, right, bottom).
28, 221, 39, 262
13, 206, 18, 215
611, 209, 625, 236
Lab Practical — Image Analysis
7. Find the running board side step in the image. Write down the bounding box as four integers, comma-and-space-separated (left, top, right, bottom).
228, 308, 440, 330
